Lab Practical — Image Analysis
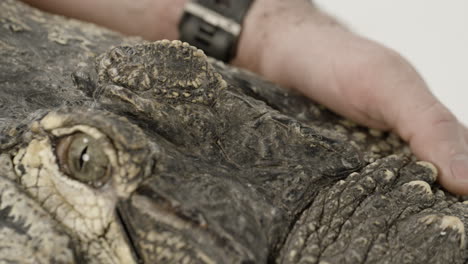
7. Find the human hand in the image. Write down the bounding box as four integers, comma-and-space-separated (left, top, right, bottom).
234, 0, 468, 194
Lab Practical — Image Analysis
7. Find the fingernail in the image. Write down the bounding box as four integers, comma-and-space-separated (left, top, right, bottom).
451, 154, 468, 182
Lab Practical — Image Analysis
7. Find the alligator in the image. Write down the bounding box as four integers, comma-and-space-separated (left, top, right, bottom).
1, 0, 467, 263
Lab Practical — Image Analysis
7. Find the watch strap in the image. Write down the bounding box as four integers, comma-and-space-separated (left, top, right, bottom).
179, 0, 253, 62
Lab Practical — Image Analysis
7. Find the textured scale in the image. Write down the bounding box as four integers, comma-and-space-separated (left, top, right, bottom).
1, 1, 468, 263
96, 40, 227, 105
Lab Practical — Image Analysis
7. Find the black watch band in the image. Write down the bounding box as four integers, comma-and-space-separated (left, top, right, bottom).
178, 0, 254, 62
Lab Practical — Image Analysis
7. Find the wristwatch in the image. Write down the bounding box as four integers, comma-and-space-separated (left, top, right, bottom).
179, 0, 254, 62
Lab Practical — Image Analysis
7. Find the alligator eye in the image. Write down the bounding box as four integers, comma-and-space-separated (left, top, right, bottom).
56, 133, 110, 187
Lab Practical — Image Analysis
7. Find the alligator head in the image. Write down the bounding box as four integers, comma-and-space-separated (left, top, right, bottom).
1, 2, 467, 263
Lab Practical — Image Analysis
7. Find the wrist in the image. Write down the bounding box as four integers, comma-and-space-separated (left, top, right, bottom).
232, 0, 344, 88
232, 0, 315, 76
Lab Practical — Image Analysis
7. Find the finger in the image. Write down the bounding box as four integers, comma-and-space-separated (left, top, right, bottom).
396, 96, 468, 195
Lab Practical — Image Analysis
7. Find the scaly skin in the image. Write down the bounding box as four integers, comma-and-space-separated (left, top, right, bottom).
1, 1, 468, 263
9, 109, 155, 263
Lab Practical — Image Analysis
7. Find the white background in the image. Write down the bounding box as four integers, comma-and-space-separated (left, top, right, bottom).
314, 0, 468, 125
